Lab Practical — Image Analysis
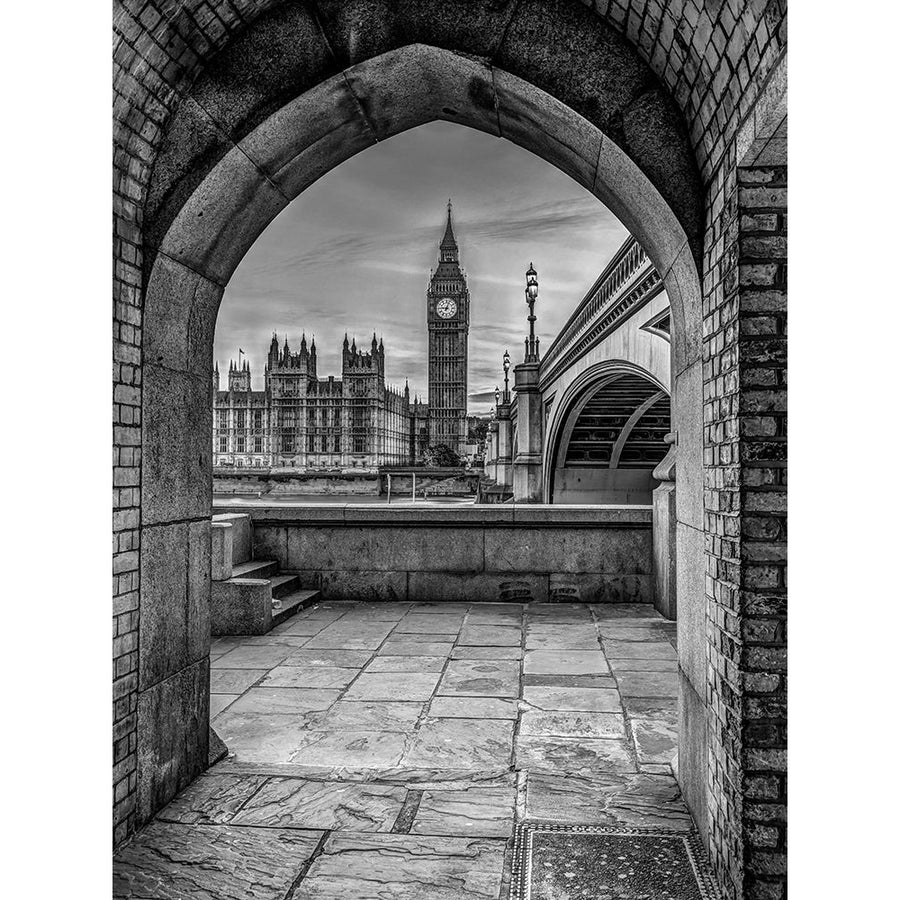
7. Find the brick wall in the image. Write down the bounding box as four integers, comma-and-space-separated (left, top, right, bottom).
702, 155, 786, 898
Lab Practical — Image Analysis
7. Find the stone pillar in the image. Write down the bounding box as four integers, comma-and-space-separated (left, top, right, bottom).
495, 402, 513, 491
211, 522, 233, 581
651, 433, 677, 620
512, 361, 543, 502
484, 423, 497, 482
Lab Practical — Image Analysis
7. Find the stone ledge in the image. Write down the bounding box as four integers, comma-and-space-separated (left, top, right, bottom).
212, 503, 652, 529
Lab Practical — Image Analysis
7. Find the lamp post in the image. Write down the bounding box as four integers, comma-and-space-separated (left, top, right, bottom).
502, 350, 511, 403
494, 385, 501, 415
524, 263, 540, 362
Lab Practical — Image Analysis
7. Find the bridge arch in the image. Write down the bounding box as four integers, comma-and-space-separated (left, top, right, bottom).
543, 361, 670, 504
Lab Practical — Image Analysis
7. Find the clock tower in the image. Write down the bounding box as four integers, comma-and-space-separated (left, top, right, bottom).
427, 200, 470, 457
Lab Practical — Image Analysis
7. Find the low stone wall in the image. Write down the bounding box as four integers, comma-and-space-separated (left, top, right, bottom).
213, 504, 653, 604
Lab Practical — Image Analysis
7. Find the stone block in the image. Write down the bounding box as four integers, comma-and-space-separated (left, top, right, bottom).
286, 525, 483, 572
316, 569, 408, 602
213, 514, 253, 565
136, 658, 209, 826
211, 579, 272, 636
408, 572, 548, 604
211, 522, 233, 581
673, 360, 704, 530
667, 243, 704, 375
344, 45, 499, 142
675, 522, 706, 696
187, 519, 212, 665
400, 0, 520, 59
143, 254, 222, 377
142, 364, 211, 526
677, 670, 709, 848
158, 144, 289, 286
652, 482, 677, 619
560, 573, 653, 604
139, 522, 188, 688
484, 527, 652, 575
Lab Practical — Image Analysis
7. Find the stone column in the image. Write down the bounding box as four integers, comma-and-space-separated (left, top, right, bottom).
495, 402, 513, 491
512, 361, 543, 502
651, 433, 677, 620
485, 421, 498, 482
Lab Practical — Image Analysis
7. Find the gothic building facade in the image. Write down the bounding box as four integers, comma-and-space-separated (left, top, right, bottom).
213, 204, 469, 471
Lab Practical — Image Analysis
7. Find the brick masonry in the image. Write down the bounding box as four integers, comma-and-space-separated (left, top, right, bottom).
112, 2, 788, 896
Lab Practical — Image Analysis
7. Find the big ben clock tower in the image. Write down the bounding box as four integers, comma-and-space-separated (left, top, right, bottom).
427, 200, 469, 457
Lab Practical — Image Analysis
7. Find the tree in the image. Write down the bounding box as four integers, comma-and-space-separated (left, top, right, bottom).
424, 443, 462, 468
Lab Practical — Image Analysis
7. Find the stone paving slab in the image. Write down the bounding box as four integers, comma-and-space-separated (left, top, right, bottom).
525, 773, 694, 831
293, 832, 507, 900
155, 773, 268, 825
380, 640, 455, 656
283, 648, 374, 667
515, 734, 637, 776
608, 657, 679, 673
224, 687, 341, 716
616, 671, 680, 699
438, 659, 520, 697
365, 655, 448, 672
603, 640, 678, 660
429, 697, 520, 719
210, 668, 268, 693
403, 718, 514, 769
412, 784, 516, 838
343, 672, 442, 701
211, 644, 297, 669
451, 645, 523, 660
458, 624, 522, 646
629, 712, 679, 766
213, 712, 317, 764
519, 710, 627, 740
523, 686, 622, 712
232, 777, 407, 831
524, 649, 609, 675
211, 693, 240, 718
291, 729, 408, 767
306, 700, 425, 732
113, 822, 324, 900
261, 665, 360, 689
523, 673, 617, 689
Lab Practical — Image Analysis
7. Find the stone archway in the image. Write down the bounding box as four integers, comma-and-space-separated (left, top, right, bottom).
115, 3, 788, 896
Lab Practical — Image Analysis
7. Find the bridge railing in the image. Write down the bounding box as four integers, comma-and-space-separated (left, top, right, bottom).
539, 235, 663, 387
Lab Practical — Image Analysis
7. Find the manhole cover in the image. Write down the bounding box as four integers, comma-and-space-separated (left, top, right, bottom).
511, 823, 720, 900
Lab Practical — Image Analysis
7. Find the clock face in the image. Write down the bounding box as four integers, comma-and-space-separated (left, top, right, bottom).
436, 297, 457, 319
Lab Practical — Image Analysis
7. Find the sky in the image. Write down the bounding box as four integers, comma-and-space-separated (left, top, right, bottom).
214, 121, 629, 414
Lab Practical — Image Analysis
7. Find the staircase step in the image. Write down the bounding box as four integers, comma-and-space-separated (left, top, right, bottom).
270, 573, 301, 599
272, 589, 321, 627
232, 559, 279, 580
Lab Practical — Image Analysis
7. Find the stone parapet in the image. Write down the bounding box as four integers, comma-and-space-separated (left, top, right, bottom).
219, 503, 653, 605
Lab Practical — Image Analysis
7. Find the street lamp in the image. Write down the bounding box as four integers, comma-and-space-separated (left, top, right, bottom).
494, 385, 501, 414
524, 263, 540, 362
502, 349, 510, 403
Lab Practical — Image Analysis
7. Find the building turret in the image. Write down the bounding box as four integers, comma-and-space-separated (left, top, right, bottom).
213, 362, 220, 393
228, 356, 251, 392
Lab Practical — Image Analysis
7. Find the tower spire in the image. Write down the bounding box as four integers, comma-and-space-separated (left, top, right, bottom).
441, 198, 457, 250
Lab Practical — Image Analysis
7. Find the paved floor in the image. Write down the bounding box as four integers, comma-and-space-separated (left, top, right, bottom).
114, 601, 691, 899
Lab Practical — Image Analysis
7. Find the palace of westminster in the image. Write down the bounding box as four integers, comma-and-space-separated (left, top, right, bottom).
213, 203, 470, 470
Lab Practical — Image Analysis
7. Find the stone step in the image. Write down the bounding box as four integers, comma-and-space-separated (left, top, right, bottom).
231, 559, 279, 580
272, 589, 321, 628
270, 573, 301, 599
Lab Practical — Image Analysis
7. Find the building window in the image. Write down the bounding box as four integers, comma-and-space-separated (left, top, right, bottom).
253, 409, 263, 429
236, 436, 245, 453
254, 437, 263, 453
218, 437, 227, 453
236, 410, 246, 429
216, 410, 228, 429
